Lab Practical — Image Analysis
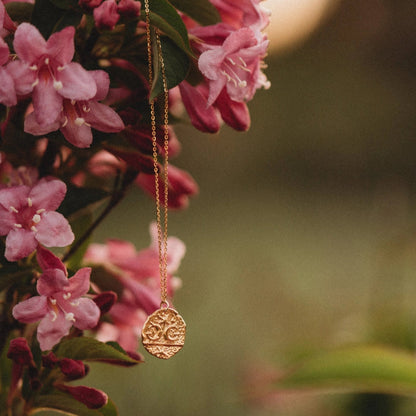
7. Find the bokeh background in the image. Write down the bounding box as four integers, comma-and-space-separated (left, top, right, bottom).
85, 1, 416, 414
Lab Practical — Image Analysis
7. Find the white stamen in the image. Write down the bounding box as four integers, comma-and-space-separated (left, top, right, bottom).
44, 58, 50, 65
239, 57, 247, 67
32, 214, 41, 223
53, 80, 63, 90
227, 57, 236, 65
85, 121, 91, 127
31, 79, 39, 88
9, 206, 18, 213
29, 64, 38, 71
27, 197, 33, 207
51, 310, 57, 322
14, 223, 22, 228
65, 312, 75, 322
74, 117, 85, 126
31, 225, 38, 232
70, 300, 80, 307
36, 208, 46, 214
63, 292, 71, 300
82, 105, 90, 113
50, 298, 57, 305
238, 64, 251, 73
57, 65, 65, 71
238, 80, 247, 88
61, 117, 68, 128
71, 99, 76, 105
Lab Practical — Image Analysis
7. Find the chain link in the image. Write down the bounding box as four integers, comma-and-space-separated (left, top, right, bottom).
144, 0, 169, 306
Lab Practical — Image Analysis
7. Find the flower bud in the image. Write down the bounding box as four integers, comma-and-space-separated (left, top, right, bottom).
7, 338, 34, 367
94, 0, 120, 30
59, 358, 87, 380
42, 351, 59, 368
56, 384, 108, 409
93, 291, 118, 314
117, 0, 141, 17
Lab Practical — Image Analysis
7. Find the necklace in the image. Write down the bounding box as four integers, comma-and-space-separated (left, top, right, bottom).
141, 0, 186, 360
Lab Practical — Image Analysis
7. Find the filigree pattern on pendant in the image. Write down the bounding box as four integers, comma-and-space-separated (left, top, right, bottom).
141, 308, 186, 359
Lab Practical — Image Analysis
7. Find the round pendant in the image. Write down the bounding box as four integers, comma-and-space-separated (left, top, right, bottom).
141, 307, 186, 359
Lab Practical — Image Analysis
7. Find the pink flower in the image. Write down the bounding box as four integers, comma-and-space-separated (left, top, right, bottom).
136, 164, 199, 209
210, 0, 270, 32
0, 177, 74, 261
12, 248, 100, 350
94, 0, 120, 30
197, 26, 269, 105
178, 81, 220, 133
0, 38, 16, 107
84, 223, 185, 351
25, 70, 125, 148
8, 23, 96, 127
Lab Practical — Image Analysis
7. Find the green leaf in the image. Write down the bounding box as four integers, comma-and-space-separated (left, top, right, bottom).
5, 2, 34, 24
55, 337, 142, 366
141, 0, 193, 56
169, 0, 220, 26
274, 345, 416, 396
31, 0, 82, 38
151, 35, 190, 99
58, 185, 110, 219
32, 392, 118, 416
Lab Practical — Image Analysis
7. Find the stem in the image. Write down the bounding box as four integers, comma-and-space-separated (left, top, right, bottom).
62, 169, 138, 263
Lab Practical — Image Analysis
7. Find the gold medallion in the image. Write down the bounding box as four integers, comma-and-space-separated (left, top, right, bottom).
141, 308, 186, 359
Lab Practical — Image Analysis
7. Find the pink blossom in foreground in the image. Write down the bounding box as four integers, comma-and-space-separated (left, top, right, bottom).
0, 38, 16, 106
197, 26, 270, 105
0, 177, 74, 261
8, 23, 96, 127
25, 70, 125, 148
84, 223, 185, 351
13, 248, 100, 350
136, 164, 199, 209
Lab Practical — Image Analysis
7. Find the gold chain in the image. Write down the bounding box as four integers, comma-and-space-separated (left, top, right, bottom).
144, 0, 170, 307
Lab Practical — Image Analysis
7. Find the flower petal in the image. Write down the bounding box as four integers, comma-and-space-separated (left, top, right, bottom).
66, 267, 91, 298
0, 67, 17, 107
0, 206, 14, 235
12, 296, 48, 323
36, 245, 67, 274
7, 61, 36, 97
60, 118, 93, 148
179, 81, 220, 133
35, 211, 74, 247
24, 111, 59, 136
29, 177, 66, 211
37, 269, 69, 297
0, 185, 30, 211
5, 228, 37, 261
33, 78, 63, 126
71, 298, 100, 330
37, 311, 72, 350
84, 101, 124, 133
14, 23, 46, 64
90, 70, 110, 101
215, 88, 250, 131
46, 26, 75, 66
59, 63, 97, 100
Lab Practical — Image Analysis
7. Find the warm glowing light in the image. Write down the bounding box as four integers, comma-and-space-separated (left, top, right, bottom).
264, 0, 336, 52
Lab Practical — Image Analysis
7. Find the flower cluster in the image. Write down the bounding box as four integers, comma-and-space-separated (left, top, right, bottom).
0, 0, 269, 414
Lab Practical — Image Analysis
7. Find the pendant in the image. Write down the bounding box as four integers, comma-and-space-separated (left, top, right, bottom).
141, 307, 186, 359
